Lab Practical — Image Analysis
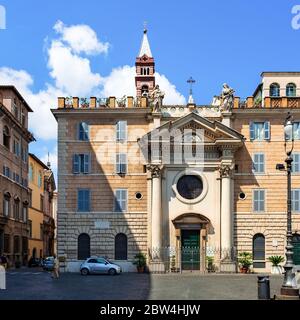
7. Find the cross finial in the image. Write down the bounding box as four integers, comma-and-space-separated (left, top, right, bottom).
143, 21, 147, 33
187, 76, 196, 95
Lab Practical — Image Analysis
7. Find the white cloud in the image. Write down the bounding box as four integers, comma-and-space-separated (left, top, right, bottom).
0, 20, 186, 144
100, 65, 186, 104
48, 40, 101, 96
0, 67, 60, 140
53, 20, 109, 55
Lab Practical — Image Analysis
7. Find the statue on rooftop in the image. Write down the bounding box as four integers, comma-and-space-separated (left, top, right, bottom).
150, 84, 165, 112
220, 83, 235, 112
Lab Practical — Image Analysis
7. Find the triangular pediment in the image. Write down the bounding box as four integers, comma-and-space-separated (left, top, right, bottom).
146, 112, 244, 143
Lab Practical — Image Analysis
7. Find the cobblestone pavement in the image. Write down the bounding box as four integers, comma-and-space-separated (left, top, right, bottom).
0, 268, 283, 300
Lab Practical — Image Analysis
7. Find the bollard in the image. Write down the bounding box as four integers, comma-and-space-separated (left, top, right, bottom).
0, 265, 6, 290
257, 275, 270, 300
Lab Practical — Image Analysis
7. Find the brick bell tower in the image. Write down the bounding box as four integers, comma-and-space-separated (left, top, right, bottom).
135, 27, 155, 97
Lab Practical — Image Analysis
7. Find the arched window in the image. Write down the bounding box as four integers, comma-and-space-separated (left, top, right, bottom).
3, 126, 10, 149
292, 234, 300, 265
141, 85, 149, 97
3, 192, 11, 217
253, 233, 265, 268
78, 233, 90, 260
147, 67, 150, 75
286, 83, 296, 97
13, 197, 20, 220
115, 233, 128, 260
38, 171, 43, 188
29, 164, 34, 182
269, 83, 280, 97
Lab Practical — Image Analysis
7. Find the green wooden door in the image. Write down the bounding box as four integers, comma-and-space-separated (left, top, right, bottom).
181, 230, 200, 270
292, 234, 300, 265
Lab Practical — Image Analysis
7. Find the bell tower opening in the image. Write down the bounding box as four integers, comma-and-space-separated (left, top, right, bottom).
135, 28, 155, 97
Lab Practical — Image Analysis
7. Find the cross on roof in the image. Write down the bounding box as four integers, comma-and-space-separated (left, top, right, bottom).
187, 76, 196, 95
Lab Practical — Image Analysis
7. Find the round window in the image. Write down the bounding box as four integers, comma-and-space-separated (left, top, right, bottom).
135, 192, 143, 200
176, 175, 203, 200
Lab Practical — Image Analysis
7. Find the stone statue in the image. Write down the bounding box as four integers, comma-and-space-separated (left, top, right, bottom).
117, 95, 127, 108
220, 83, 235, 111
150, 85, 165, 112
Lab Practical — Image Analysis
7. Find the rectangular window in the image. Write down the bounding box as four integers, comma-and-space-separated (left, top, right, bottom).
114, 189, 127, 212
116, 121, 127, 141
292, 153, 300, 173
13, 140, 20, 157
73, 154, 90, 174
28, 220, 32, 238
16, 174, 20, 183
292, 189, 300, 212
77, 189, 90, 212
40, 224, 43, 240
78, 122, 89, 141
253, 190, 265, 212
40, 195, 44, 211
3, 166, 10, 178
253, 153, 265, 173
250, 122, 270, 141
4, 234, 10, 253
116, 153, 127, 174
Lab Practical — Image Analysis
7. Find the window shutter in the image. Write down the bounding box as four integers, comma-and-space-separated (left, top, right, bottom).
85, 190, 90, 211
83, 122, 89, 140
116, 154, 120, 173
78, 123, 83, 140
121, 154, 127, 173
249, 122, 255, 141
84, 154, 90, 174
78, 190, 83, 211
264, 121, 270, 140
73, 154, 80, 173
260, 154, 264, 172
115, 190, 121, 212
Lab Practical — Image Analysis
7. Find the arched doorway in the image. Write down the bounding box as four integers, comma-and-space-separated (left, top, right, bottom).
172, 213, 210, 271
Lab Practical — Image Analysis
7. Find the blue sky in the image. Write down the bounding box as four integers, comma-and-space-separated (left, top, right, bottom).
1, 0, 300, 176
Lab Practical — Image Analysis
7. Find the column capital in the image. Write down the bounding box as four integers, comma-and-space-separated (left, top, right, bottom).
218, 163, 234, 178
146, 164, 162, 178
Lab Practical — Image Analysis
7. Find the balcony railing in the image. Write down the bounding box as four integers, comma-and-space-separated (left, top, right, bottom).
234, 96, 300, 109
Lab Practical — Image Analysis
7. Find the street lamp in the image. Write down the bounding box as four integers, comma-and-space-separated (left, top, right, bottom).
280, 112, 299, 296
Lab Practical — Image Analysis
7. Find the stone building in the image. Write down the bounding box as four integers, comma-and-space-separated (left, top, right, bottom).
28, 154, 56, 260
52, 29, 300, 273
0, 86, 34, 267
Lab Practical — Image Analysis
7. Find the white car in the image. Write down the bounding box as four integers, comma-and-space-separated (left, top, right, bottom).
80, 257, 122, 275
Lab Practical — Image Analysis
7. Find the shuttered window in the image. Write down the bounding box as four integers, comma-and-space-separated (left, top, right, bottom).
292, 153, 300, 173
115, 233, 128, 260
253, 189, 265, 212
249, 122, 270, 141
116, 121, 127, 141
114, 189, 127, 212
78, 122, 89, 141
78, 233, 90, 260
77, 189, 90, 212
292, 189, 300, 212
253, 153, 265, 173
116, 153, 127, 174
73, 154, 90, 174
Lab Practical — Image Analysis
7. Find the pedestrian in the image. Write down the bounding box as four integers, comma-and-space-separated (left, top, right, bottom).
52, 254, 59, 279
0, 255, 7, 269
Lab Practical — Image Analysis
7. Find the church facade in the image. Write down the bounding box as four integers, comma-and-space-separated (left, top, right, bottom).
52, 29, 300, 273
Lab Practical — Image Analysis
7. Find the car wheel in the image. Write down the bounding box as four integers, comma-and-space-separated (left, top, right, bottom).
81, 268, 89, 276
108, 268, 116, 276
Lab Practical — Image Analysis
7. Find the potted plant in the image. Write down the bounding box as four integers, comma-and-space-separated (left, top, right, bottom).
133, 253, 147, 273
268, 255, 284, 274
170, 255, 177, 272
238, 252, 252, 273
206, 256, 216, 273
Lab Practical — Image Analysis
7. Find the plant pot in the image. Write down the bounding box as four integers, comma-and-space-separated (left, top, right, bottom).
240, 267, 249, 274
137, 266, 144, 273
271, 265, 283, 274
